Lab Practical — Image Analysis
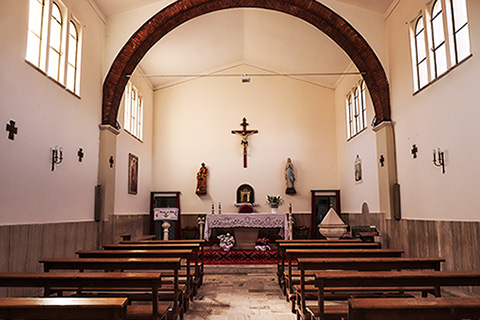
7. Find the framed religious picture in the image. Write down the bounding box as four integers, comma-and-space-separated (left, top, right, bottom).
128, 153, 139, 194
354, 155, 362, 183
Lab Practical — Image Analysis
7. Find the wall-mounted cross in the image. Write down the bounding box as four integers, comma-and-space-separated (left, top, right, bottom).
411, 144, 418, 158
109, 156, 115, 168
6, 120, 18, 140
379, 154, 385, 167
78, 148, 84, 162
231, 117, 258, 168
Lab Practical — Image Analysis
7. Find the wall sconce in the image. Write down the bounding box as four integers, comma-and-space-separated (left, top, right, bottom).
51, 146, 63, 171
433, 148, 445, 174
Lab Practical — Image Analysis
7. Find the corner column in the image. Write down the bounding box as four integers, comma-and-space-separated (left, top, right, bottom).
97, 124, 120, 246
373, 121, 399, 219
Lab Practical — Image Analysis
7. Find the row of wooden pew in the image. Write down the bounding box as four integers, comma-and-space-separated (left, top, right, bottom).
275, 239, 480, 320
0, 239, 206, 320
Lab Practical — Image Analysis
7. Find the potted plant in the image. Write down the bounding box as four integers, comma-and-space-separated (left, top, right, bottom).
266, 195, 284, 213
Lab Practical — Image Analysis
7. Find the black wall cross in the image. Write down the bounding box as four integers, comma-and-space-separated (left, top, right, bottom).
6, 120, 18, 140
379, 154, 385, 167
78, 148, 84, 162
411, 144, 418, 158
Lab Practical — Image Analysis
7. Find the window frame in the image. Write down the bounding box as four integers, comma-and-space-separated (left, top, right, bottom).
25, 0, 82, 96
124, 81, 144, 142
409, 0, 471, 93
346, 80, 368, 141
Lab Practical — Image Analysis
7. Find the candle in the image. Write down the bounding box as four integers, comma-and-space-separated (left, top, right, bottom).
218, 202, 222, 214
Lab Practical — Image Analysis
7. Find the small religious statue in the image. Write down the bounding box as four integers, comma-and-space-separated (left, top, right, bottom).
285, 158, 296, 194
196, 163, 208, 195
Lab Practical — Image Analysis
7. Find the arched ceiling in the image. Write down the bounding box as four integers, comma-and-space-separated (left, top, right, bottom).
91, 0, 393, 90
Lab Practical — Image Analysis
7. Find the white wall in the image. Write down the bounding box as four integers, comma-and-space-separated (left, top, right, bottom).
152, 65, 338, 214
387, 0, 480, 221
115, 70, 154, 215
334, 66, 380, 214
0, 0, 105, 225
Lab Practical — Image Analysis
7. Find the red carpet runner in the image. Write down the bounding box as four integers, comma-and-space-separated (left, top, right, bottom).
203, 250, 277, 265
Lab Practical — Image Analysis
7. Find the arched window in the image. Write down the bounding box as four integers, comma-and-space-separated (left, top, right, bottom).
66, 20, 78, 92
345, 81, 367, 140
47, 2, 63, 81
25, 0, 83, 94
353, 87, 360, 134
449, 0, 470, 63
414, 17, 428, 90
409, 1, 470, 92
430, 1, 447, 77
124, 81, 144, 141
346, 94, 353, 139
26, 0, 45, 67
360, 81, 366, 130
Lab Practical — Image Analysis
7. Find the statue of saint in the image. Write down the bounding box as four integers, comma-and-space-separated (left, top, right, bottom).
196, 163, 208, 195
285, 158, 296, 194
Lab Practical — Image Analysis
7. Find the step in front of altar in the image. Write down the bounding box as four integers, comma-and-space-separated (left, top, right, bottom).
203, 250, 277, 265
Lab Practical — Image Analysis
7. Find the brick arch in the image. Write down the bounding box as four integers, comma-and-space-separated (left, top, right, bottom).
102, 0, 391, 126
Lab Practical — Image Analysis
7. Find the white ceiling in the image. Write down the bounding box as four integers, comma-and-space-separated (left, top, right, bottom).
92, 0, 395, 18
92, 0, 393, 90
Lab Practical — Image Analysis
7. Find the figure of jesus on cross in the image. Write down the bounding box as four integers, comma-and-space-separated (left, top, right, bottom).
231, 117, 258, 168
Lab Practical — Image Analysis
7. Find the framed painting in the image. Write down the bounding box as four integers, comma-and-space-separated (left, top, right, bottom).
354, 155, 362, 183
128, 153, 138, 194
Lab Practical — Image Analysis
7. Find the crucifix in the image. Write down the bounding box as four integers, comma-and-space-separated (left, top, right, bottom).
231, 117, 258, 168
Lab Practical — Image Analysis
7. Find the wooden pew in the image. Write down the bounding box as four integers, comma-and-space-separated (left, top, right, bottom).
275, 239, 362, 281
0, 272, 167, 320
0, 297, 128, 320
76, 250, 198, 295
277, 242, 381, 286
118, 240, 205, 286
40, 258, 184, 319
295, 257, 444, 319
102, 243, 203, 287
283, 249, 404, 294
348, 297, 480, 320
310, 270, 480, 320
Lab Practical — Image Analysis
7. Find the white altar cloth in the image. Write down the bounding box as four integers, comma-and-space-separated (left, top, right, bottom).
204, 213, 289, 240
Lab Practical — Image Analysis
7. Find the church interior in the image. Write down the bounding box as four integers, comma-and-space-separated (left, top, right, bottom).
1, 0, 480, 318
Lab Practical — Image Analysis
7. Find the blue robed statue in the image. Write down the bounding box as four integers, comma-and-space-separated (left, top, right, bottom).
285, 158, 296, 194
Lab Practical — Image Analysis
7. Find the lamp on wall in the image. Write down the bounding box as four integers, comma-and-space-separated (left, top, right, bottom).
433, 148, 445, 174
51, 146, 63, 171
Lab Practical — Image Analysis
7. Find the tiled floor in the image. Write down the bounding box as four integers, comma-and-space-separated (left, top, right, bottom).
184, 265, 296, 320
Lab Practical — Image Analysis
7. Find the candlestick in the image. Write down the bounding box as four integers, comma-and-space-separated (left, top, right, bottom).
218, 202, 222, 214
211, 202, 215, 214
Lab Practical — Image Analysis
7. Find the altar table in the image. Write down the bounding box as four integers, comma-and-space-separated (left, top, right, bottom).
204, 213, 289, 241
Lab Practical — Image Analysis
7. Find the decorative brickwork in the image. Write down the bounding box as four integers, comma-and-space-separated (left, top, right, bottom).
102, 0, 391, 126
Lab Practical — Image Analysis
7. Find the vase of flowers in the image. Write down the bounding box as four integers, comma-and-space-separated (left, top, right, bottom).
255, 237, 271, 251
217, 233, 235, 251
266, 195, 284, 213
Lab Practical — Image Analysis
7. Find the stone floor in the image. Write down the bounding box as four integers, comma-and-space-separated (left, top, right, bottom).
184, 265, 296, 320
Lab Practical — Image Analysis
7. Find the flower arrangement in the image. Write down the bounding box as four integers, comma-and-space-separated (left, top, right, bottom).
266, 195, 284, 208
255, 237, 271, 251
256, 237, 269, 246
217, 233, 235, 251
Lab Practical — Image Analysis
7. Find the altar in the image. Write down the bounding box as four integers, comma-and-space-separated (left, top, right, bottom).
204, 213, 290, 249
